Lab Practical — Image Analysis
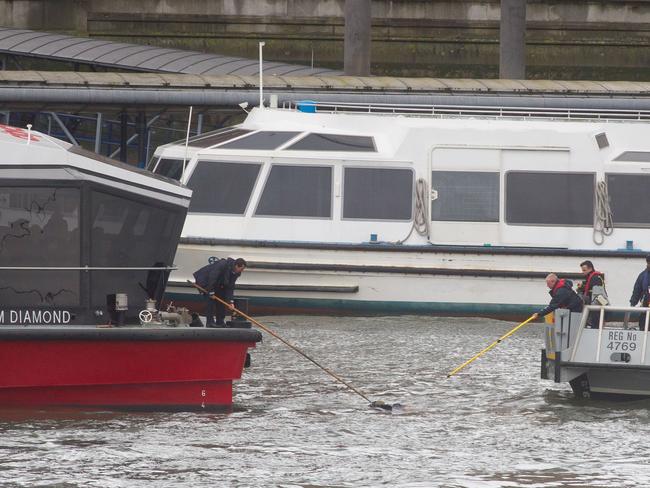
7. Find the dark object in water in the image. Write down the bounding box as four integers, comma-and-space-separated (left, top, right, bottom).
369, 400, 400, 412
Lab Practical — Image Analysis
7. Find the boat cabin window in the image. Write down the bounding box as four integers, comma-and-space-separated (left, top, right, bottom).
0, 186, 80, 306
187, 161, 261, 214
186, 128, 252, 148
431, 171, 499, 222
153, 158, 184, 181
287, 133, 376, 152
613, 151, 650, 162
343, 167, 413, 220
219, 131, 301, 150
255, 165, 332, 218
606, 173, 650, 225
506, 172, 595, 226
90, 190, 184, 312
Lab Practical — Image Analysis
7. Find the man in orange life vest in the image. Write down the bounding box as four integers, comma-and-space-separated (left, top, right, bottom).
577, 260, 604, 305
531, 273, 584, 321
630, 255, 650, 330
577, 260, 605, 328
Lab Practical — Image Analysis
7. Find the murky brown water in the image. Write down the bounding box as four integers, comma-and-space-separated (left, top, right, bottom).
2, 316, 650, 487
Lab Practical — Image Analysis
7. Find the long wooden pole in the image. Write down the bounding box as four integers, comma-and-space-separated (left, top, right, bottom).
447, 315, 536, 378
188, 281, 373, 403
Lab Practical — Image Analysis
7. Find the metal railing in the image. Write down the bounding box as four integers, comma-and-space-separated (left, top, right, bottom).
282, 101, 650, 122
0, 266, 176, 271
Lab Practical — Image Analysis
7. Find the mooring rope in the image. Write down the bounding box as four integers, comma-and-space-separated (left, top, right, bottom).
593, 179, 614, 245
397, 178, 430, 244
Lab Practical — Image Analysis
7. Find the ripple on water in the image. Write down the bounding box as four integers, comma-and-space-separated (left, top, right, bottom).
2, 315, 650, 487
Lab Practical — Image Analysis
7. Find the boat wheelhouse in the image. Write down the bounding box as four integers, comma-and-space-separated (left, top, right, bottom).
0, 123, 190, 324
151, 103, 650, 317
0, 124, 261, 410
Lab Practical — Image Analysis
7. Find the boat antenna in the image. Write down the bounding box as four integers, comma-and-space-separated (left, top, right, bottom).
187, 280, 401, 412
258, 41, 265, 108
182, 105, 193, 182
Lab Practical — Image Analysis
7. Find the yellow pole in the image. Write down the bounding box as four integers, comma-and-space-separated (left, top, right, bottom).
446, 315, 536, 378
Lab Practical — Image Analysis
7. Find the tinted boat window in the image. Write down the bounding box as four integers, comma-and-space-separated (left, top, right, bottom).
0, 186, 80, 306
287, 133, 376, 152
613, 151, 650, 162
90, 190, 184, 314
154, 158, 184, 181
219, 131, 301, 150
188, 161, 261, 214
146, 155, 159, 171
431, 171, 499, 222
256, 165, 332, 218
506, 172, 594, 226
343, 168, 413, 220
186, 128, 252, 148
606, 173, 650, 225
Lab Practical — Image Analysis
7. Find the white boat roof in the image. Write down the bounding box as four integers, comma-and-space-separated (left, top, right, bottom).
156, 106, 650, 162
0, 124, 192, 205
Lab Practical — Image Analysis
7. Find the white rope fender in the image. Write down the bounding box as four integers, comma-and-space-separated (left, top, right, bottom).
397, 178, 430, 244
593, 179, 614, 245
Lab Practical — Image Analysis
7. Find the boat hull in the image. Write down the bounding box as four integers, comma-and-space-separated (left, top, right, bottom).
565, 367, 650, 400
0, 327, 262, 410
166, 238, 646, 318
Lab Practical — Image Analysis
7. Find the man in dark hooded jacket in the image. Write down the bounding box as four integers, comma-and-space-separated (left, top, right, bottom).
193, 257, 247, 327
532, 273, 583, 321
630, 255, 650, 330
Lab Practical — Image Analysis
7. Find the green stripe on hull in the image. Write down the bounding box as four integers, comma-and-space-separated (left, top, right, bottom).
166, 292, 542, 317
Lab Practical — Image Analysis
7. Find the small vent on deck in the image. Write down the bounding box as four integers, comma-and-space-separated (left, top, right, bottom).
595, 132, 609, 149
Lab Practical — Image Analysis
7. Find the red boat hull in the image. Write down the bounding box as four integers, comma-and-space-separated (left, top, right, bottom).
0, 327, 262, 410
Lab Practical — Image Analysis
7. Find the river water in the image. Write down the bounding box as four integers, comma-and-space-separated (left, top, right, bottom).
2, 315, 650, 487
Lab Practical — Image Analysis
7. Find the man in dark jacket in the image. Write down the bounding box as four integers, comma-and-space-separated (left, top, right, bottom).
193, 257, 247, 327
630, 255, 650, 330
532, 273, 583, 321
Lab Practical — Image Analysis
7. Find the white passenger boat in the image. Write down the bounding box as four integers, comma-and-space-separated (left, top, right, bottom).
150, 102, 650, 317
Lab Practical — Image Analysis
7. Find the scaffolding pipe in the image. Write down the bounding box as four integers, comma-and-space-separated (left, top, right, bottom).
94, 112, 102, 153
3, 87, 650, 112
49, 112, 78, 145
109, 114, 160, 159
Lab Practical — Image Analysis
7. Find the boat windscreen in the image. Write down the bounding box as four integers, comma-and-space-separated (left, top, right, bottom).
188, 128, 252, 148
218, 131, 301, 150
287, 133, 376, 152
154, 158, 184, 181
614, 151, 650, 162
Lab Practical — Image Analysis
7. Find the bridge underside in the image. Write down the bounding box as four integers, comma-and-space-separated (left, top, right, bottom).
3, 70, 650, 167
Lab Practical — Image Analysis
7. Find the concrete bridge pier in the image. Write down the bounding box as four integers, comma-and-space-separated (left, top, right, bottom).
499, 0, 527, 79
344, 0, 371, 76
